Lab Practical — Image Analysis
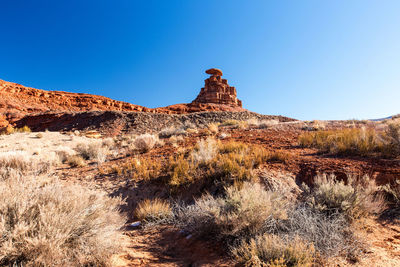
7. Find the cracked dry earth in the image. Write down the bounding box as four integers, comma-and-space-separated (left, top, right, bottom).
53, 122, 400, 266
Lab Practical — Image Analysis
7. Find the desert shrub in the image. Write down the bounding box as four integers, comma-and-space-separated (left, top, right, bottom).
191, 137, 217, 164
108, 157, 162, 181
130, 158, 162, 180
298, 128, 389, 157
207, 123, 219, 134
159, 126, 187, 138
280, 205, 363, 259
75, 140, 107, 163
66, 154, 86, 167
382, 122, 400, 155
232, 234, 315, 267
55, 146, 76, 162
133, 134, 159, 152
380, 179, 400, 216
303, 174, 384, 221
0, 171, 126, 266
135, 198, 173, 224
221, 119, 244, 127
17, 125, 32, 133
258, 119, 280, 129
175, 182, 288, 242
266, 150, 290, 163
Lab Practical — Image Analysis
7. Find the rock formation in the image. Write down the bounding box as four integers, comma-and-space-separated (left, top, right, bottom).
192, 68, 242, 107
0, 68, 246, 129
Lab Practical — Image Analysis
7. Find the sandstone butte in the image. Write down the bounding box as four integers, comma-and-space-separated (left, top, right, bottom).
0, 68, 245, 128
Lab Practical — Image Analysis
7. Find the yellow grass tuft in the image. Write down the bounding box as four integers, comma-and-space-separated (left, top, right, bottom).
135, 198, 173, 223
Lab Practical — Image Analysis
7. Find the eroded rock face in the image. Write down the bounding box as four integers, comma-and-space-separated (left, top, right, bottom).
192, 68, 242, 108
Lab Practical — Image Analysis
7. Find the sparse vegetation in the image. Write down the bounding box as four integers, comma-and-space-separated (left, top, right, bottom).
175, 175, 366, 265
0, 171, 126, 266
298, 128, 397, 157
167, 139, 273, 187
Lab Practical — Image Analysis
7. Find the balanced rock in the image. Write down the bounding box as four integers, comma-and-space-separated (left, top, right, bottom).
205, 68, 223, 76
192, 68, 242, 107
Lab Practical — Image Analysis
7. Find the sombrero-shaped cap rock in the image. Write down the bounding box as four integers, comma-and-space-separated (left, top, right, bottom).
205, 68, 223, 76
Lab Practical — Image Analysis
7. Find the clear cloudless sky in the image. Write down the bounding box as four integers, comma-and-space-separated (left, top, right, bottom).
1, 0, 399, 120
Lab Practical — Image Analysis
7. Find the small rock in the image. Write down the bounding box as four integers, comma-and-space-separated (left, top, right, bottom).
129, 221, 141, 228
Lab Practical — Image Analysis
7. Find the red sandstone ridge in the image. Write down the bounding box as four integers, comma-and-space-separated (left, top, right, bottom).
0, 79, 148, 123
192, 68, 243, 108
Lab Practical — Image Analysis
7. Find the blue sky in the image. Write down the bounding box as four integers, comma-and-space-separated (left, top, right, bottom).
1, 1, 399, 120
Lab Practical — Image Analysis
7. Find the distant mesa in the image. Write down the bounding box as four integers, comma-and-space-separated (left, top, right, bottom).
192, 68, 242, 108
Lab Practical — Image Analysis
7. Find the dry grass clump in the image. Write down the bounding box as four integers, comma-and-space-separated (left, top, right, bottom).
221, 119, 246, 127
0, 171, 126, 267
135, 198, 173, 224
75, 140, 108, 163
159, 126, 186, 138
207, 122, 219, 134
130, 158, 162, 180
66, 154, 87, 167
232, 234, 315, 267
303, 174, 384, 221
107, 157, 163, 181
298, 128, 391, 157
0, 125, 31, 135
133, 133, 160, 152
190, 137, 217, 164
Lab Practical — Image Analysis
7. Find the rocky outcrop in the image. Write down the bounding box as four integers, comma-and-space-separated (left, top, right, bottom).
192, 68, 242, 107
